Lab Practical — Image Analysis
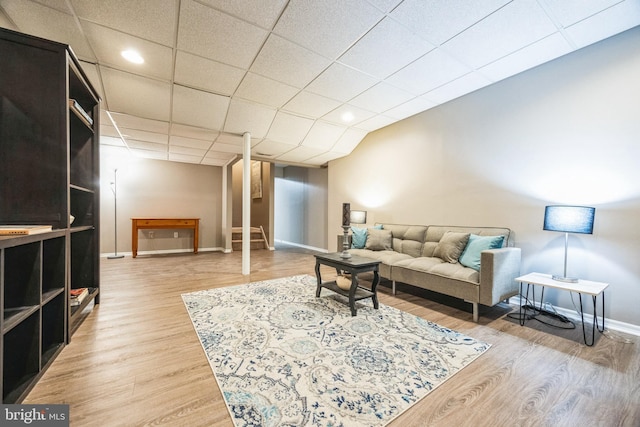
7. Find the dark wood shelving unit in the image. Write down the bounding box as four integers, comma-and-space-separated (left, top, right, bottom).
0, 27, 100, 403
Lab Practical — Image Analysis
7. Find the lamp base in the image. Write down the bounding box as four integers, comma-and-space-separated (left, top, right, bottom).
552, 275, 578, 283
107, 254, 125, 259
340, 251, 352, 259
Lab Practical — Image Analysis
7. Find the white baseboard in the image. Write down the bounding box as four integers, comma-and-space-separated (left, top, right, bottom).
508, 296, 640, 337
274, 239, 328, 253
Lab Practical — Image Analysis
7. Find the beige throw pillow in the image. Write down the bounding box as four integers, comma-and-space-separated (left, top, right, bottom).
433, 232, 470, 263
365, 229, 393, 251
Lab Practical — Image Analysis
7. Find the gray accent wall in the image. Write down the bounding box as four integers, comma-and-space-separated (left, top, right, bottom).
328, 27, 640, 326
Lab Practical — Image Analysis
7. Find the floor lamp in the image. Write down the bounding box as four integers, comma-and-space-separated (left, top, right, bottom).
107, 168, 124, 259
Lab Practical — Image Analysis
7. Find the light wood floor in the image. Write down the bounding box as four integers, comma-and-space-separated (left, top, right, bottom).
25, 247, 640, 426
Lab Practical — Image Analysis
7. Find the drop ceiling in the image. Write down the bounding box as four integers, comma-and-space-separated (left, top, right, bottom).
1, 0, 638, 167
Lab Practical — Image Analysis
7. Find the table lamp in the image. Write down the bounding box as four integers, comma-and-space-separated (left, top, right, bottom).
543, 205, 595, 283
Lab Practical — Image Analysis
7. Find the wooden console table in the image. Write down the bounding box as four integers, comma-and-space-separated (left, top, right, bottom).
131, 218, 199, 258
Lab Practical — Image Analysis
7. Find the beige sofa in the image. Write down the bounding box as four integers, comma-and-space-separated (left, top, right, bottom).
347, 224, 521, 322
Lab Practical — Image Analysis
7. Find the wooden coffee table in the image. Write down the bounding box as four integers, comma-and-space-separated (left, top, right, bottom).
314, 253, 381, 316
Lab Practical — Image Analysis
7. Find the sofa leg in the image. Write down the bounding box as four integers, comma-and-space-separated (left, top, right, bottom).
392, 280, 396, 295
466, 301, 479, 322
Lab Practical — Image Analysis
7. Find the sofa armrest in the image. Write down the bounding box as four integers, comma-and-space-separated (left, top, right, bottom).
479, 247, 521, 306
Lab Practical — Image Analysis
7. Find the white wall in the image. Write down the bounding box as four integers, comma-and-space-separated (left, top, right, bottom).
100, 145, 223, 255
329, 27, 640, 326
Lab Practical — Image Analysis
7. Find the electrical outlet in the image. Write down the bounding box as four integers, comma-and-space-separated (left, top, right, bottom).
174, 232, 179, 238
149, 231, 154, 238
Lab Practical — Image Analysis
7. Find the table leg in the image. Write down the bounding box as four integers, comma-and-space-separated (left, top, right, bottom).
315, 261, 322, 298
371, 269, 380, 310
132, 223, 138, 258
349, 273, 357, 316
194, 222, 199, 254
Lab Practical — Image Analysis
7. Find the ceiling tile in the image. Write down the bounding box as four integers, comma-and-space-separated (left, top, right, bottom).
322, 104, 377, 126
275, 145, 325, 163
223, 99, 277, 139
169, 135, 213, 150
301, 121, 346, 150
366, 0, 404, 13
171, 85, 230, 130
564, 1, 640, 49
282, 91, 342, 118
100, 125, 120, 138
305, 151, 347, 166
170, 123, 219, 141
101, 68, 171, 121
168, 145, 207, 157
332, 128, 369, 154
234, 72, 299, 108
126, 139, 168, 152
215, 133, 244, 146
201, 157, 230, 166
384, 97, 436, 121
107, 112, 169, 133
82, 22, 173, 81
540, 0, 623, 27
71, 0, 177, 46
204, 150, 236, 160
119, 128, 168, 144
273, 0, 383, 59
305, 63, 378, 102
348, 82, 415, 114
197, 0, 287, 29
386, 48, 471, 95
266, 112, 314, 145
1, 0, 95, 60
168, 152, 204, 164
339, 17, 434, 79
174, 51, 245, 95
423, 72, 493, 105
130, 148, 168, 160
252, 139, 297, 157
390, 0, 510, 45
177, 0, 268, 69
479, 33, 572, 82
100, 135, 125, 146
354, 114, 396, 132
442, 0, 558, 69
250, 34, 332, 88
209, 142, 243, 154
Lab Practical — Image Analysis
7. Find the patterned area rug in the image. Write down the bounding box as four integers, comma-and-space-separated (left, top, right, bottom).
182, 275, 490, 427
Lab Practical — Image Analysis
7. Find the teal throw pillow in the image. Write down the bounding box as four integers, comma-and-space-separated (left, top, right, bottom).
351, 226, 368, 249
459, 234, 505, 271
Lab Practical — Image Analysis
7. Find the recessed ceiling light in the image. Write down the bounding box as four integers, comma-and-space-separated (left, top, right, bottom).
121, 49, 144, 64
341, 111, 355, 123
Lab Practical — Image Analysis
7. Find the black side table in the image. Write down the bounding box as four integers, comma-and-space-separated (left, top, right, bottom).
314, 253, 381, 316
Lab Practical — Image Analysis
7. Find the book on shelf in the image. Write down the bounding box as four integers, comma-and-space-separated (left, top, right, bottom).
70, 287, 89, 306
68, 98, 93, 125
0, 225, 52, 235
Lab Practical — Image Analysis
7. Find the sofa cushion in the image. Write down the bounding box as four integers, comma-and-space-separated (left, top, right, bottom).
459, 234, 505, 271
395, 257, 479, 283
349, 249, 413, 266
365, 229, 393, 251
351, 226, 367, 249
433, 232, 470, 263
351, 225, 382, 249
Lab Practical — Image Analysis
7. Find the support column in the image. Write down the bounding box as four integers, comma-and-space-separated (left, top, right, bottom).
242, 132, 251, 275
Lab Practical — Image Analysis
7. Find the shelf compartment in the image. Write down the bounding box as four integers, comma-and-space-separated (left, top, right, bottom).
42, 292, 65, 365
70, 186, 95, 228
2, 305, 39, 334
3, 241, 40, 312
42, 235, 66, 298
2, 310, 40, 403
